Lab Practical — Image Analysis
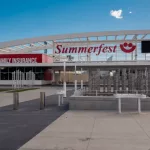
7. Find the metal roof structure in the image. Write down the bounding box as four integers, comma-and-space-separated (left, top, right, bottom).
0, 30, 150, 54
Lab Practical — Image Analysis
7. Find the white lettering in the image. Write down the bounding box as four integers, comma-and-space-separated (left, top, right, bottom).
0, 58, 37, 63
0, 58, 11, 63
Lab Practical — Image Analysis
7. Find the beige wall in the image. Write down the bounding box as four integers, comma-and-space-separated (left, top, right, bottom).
59, 72, 88, 82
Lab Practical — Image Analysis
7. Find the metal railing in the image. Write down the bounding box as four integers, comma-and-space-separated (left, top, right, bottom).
53, 60, 150, 63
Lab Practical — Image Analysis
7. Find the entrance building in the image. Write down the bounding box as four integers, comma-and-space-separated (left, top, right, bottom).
0, 30, 150, 93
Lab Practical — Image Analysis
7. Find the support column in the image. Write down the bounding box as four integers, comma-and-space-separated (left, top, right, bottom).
131, 70, 135, 93
52, 70, 55, 83
136, 70, 140, 93
128, 68, 131, 93
107, 73, 111, 93
122, 68, 126, 93
148, 68, 150, 96
88, 69, 92, 90
135, 69, 138, 92
103, 77, 106, 93
59, 70, 61, 83
92, 71, 96, 91
141, 70, 145, 94
139, 70, 142, 94
145, 67, 148, 95
99, 70, 101, 92
63, 62, 66, 97
114, 69, 119, 93
135, 42, 138, 61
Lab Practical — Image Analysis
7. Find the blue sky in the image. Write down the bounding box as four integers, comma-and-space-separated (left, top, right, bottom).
0, 0, 150, 42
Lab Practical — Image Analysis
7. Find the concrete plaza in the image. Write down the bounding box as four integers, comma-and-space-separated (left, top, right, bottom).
0, 86, 73, 150
0, 86, 69, 107
19, 111, 150, 150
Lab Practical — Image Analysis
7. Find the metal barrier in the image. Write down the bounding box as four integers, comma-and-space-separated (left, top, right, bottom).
40, 92, 45, 110
114, 93, 147, 114
13, 92, 19, 110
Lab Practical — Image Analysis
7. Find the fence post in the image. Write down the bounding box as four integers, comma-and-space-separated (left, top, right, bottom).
13, 92, 19, 110
40, 92, 45, 110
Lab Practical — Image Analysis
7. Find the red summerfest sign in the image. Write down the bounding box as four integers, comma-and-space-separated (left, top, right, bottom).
55, 42, 136, 55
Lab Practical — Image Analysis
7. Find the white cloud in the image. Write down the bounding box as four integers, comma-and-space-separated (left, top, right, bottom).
110, 9, 123, 19
129, 11, 132, 14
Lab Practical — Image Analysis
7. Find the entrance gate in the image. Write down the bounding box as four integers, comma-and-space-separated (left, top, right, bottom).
86, 67, 149, 96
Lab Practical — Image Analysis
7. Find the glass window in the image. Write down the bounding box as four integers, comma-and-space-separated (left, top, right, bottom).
1, 67, 9, 73
33, 67, 36, 72
35, 73, 44, 80
32, 67, 51, 73
25, 67, 33, 72
16, 67, 25, 72
35, 67, 42, 72
9, 67, 17, 72
1, 73, 8, 80
8, 73, 12, 80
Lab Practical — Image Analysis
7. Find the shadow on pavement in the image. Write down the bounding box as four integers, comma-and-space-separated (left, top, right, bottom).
0, 90, 74, 150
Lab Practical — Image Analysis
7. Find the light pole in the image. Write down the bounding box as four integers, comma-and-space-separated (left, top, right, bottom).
81, 68, 83, 89
63, 61, 66, 97
74, 63, 77, 91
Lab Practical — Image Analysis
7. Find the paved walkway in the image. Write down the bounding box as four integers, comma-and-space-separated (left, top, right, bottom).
0, 86, 72, 107
19, 111, 150, 150
0, 88, 74, 150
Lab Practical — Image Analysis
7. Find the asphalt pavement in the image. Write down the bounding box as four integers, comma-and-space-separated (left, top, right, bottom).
0, 90, 73, 150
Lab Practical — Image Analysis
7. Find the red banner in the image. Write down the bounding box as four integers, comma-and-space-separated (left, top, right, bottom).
0, 54, 53, 63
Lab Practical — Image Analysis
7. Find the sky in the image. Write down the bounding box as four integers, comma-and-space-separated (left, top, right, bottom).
0, 0, 150, 42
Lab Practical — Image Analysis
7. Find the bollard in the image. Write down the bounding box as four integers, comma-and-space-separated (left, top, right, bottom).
13, 92, 19, 110
40, 92, 45, 110
138, 98, 141, 113
44, 93, 46, 107
58, 94, 64, 106
75, 80, 77, 91
58, 95, 61, 106
118, 98, 121, 114
61, 95, 64, 105
63, 82, 66, 97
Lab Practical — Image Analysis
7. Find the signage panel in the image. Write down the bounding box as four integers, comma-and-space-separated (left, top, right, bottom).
55, 42, 136, 55
0, 54, 42, 63
141, 41, 150, 53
